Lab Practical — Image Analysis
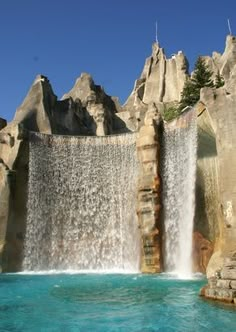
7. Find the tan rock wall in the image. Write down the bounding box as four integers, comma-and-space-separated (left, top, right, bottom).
201, 87, 236, 260
137, 103, 162, 273
124, 44, 188, 113
192, 232, 213, 273
195, 103, 221, 262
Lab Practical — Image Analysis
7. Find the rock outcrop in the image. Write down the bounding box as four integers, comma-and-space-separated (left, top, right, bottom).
13, 73, 128, 136
1, 34, 236, 281
198, 35, 236, 303
124, 42, 189, 113
201, 251, 236, 304
62, 73, 127, 135
0, 74, 129, 271
200, 85, 236, 269
203, 35, 236, 82
192, 231, 213, 273
137, 103, 162, 273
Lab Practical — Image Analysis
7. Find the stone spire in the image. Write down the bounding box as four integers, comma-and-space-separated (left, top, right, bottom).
124, 42, 189, 112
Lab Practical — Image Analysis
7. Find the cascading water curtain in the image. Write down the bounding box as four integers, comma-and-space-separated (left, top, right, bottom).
23, 132, 140, 272
162, 109, 197, 278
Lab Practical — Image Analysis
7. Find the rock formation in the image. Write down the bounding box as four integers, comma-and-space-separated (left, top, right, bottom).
124, 42, 189, 113
0, 74, 129, 271
202, 35, 236, 82
1, 34, 236, 290
137, 103, 162, 273
197, 35, 236, 304
201, 251, 236, 304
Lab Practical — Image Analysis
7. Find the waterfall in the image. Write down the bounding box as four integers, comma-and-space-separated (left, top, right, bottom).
162, 109, 197, 278
23, 132, 140, 272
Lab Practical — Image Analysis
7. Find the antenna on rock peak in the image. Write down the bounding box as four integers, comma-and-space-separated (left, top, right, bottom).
228, 18, 232, 36
155, 21, 159, 44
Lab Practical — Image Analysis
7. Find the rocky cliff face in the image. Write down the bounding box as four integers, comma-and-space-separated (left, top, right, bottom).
1, 35, 236, 283
124, 42, 188, 112
137, 103, 162, 273
203, 35, 236, 82
198, 36, 236, 304
0, 74, 129, 271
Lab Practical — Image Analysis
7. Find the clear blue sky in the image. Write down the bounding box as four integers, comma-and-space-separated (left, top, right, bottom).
1, 0, 236, 121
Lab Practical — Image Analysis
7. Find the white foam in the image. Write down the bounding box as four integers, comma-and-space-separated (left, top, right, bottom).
23, 132, 140, 273
162, 109, 198, 278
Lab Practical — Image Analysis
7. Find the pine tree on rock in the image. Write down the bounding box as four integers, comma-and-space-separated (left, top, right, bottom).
191, 57, 214, 89
179, 57, 214, 111
215, 70, 225, 88
179, 79, 199, 110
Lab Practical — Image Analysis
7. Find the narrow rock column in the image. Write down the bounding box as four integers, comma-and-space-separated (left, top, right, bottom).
0, 162, 10, 272
137, 103, 162, 273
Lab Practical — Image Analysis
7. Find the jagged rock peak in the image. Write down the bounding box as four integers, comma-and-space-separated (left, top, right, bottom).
62, 72, 104, 105
202, 35, 236, 84
224, 34, 236, 55
12, 74, 57, 133
33, 74, 51, 86
124, 41, 189, 113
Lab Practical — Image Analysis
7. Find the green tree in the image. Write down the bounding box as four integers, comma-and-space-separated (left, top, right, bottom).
191, 57, 214, 89
215, 70, 225, 88
179, 57, 214, 111
178, 79, 199, 110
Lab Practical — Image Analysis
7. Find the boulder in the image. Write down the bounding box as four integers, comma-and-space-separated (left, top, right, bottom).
201, 251, 236, 304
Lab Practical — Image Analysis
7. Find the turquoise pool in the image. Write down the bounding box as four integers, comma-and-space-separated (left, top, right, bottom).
0, 274, 235, 331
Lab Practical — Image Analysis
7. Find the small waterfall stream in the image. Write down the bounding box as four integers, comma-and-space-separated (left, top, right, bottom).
23, 132, 140, 272
162, 109, 197, 278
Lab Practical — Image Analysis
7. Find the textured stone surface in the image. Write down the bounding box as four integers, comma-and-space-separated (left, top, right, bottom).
199, 40, 236, 303
206, 251, 224, 279
136, 103, 162, 273
0, 73, 130, 272
124, 43, 188, 113
195, 102, 221, 276
203, 35, 236, 82
197, 36, 236, 279
0, 123, 27, 271
192, 232, 213, 273
1, 35, 236, 276
62, 73, 128, 135
0, 160, 10, 272
200, 87, 236, 257
201, 251, 236, 304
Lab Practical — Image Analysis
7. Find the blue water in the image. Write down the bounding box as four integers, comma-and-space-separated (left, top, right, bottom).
0, 274, 235, 332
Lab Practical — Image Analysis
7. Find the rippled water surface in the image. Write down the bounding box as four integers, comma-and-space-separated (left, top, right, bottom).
0, 274, 235, 331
